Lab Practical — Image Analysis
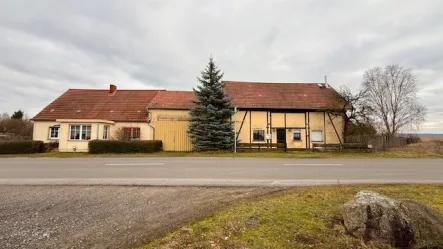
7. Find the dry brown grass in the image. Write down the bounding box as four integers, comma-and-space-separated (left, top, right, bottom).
140, 185, 443, 249
421, 137, 443, 142
390, 140, 443, 155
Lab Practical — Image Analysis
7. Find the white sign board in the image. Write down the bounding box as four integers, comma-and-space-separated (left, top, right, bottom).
265, 134, 272, 140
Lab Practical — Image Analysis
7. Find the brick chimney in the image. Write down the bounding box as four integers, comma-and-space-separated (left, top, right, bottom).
109, 84, 117, 94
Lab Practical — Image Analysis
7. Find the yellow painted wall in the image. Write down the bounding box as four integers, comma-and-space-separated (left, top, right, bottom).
33, 121, 60, 143
113, 122, 152, 140
34, 110, 344, 152
232, 110, 343, 150
232, 111, 269, 144
58, 123, 99, 152
34, 120, 153, 152
324, 113, 344, 144
149, 110, 193, 151
150, 110, 190, 121
152, 120, 192, 151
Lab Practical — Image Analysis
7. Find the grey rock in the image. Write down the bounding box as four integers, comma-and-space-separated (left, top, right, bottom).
342, 190, 443, 248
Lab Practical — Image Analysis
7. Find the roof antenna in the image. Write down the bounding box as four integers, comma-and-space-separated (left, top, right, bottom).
325, 75, 327, 84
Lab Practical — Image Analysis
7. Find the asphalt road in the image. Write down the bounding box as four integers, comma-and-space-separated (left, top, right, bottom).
0, 157, 442, 186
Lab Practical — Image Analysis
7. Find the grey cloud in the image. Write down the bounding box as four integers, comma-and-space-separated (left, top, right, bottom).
0, 0, 442, 132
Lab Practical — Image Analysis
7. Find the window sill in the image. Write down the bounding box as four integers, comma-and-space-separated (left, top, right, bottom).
68, 140, 91, 142
48, 138, 59, 140
293, 140, 303, 142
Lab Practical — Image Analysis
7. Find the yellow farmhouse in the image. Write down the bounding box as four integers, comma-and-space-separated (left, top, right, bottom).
32, 81, 344, 152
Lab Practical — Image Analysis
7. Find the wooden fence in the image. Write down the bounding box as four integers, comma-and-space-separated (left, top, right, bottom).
346, 135, 409, 151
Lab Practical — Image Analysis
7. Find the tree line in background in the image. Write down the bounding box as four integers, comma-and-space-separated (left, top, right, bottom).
0, 110, 33, 140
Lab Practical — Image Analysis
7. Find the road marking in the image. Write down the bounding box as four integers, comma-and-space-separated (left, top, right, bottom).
105, 163, 165, 166
283, 163, 343, 166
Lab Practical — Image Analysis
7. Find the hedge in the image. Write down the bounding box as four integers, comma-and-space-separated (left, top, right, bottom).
0, 140, 45, 154
88, 140, 163, 154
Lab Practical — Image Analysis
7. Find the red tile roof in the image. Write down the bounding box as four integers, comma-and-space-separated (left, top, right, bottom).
33, 82, 344, 121
32, 89, 162, 121
223, 81, 343, 109
147, 91, 196, 109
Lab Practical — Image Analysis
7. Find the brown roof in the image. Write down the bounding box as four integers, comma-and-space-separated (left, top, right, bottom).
224, 81, 342, 109
33, 81, 344, 121
32, 89, 162, 121
147, 81, 343, 110
147, 91, 196, 109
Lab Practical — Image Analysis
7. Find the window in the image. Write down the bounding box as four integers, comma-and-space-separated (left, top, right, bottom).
70, 125, 92, 140
122, 127, 141, 140
311, 130, 323, 142
103, 125, 110, 140
48, 126, 60, 139
253, 130, 265, 141
293, 129, 301, 141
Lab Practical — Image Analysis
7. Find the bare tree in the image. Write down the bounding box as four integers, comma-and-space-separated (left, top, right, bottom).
112, 126, 141, 140
336, 86, 374, 140
362, 64, 426, 136
113, 127, 128, 140
0, 117, 33, 140
1, 112, 9, 119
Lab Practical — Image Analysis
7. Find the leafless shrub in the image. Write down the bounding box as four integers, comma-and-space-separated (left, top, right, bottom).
0, 117, 33, 140
112, 126, 141, 140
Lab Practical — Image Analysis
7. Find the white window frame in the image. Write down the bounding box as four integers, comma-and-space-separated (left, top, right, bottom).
103, 125, 110, 140
311, 130, 323, 142
69, 125, 92, 141
48, 126, 60, 140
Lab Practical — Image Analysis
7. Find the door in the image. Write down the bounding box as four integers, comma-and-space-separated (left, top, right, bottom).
276, 128, 286, 144
153, 120, 193, 151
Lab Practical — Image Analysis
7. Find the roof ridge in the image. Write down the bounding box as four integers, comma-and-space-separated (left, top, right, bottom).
67, 88, 166, 91
223, 80, 326, 85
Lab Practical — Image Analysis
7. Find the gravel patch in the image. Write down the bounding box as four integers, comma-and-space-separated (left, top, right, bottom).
0, 186, 281, 249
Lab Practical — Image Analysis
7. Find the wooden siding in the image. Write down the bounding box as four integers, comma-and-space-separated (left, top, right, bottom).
153, 120, 192, 151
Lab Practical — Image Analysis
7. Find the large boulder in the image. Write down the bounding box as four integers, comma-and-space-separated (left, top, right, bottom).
341, 191, 443, 248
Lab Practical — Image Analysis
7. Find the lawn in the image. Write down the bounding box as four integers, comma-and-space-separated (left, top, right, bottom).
140, 185, 443, 249
1, 140, 442, 158
0, 140, 443, 158
0, 150, 442, 158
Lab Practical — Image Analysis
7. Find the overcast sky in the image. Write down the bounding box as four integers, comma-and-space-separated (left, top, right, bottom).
1, 0, 442, 132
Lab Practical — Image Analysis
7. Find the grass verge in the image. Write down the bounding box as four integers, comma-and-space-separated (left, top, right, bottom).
1, 150, 442, 158
140, 184, 443, 249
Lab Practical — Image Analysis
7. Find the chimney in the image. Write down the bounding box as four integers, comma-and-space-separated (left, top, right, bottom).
109, 84, 117, 94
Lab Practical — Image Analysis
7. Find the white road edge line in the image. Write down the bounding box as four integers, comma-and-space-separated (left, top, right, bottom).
283, 164, 343, 166
105, 163, 165, 166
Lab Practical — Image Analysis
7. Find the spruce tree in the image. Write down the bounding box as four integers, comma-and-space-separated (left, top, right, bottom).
188, 57, 234, 151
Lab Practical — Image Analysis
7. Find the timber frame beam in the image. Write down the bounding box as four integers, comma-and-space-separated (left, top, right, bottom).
236, 110, 248, 141
327, 112, 342, 144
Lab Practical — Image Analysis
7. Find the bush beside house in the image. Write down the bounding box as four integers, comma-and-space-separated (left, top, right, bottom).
0, 140, 45, 154
88, 140, 163, 154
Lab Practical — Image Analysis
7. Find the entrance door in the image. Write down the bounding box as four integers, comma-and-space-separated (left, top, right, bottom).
276, 129, 286, 144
